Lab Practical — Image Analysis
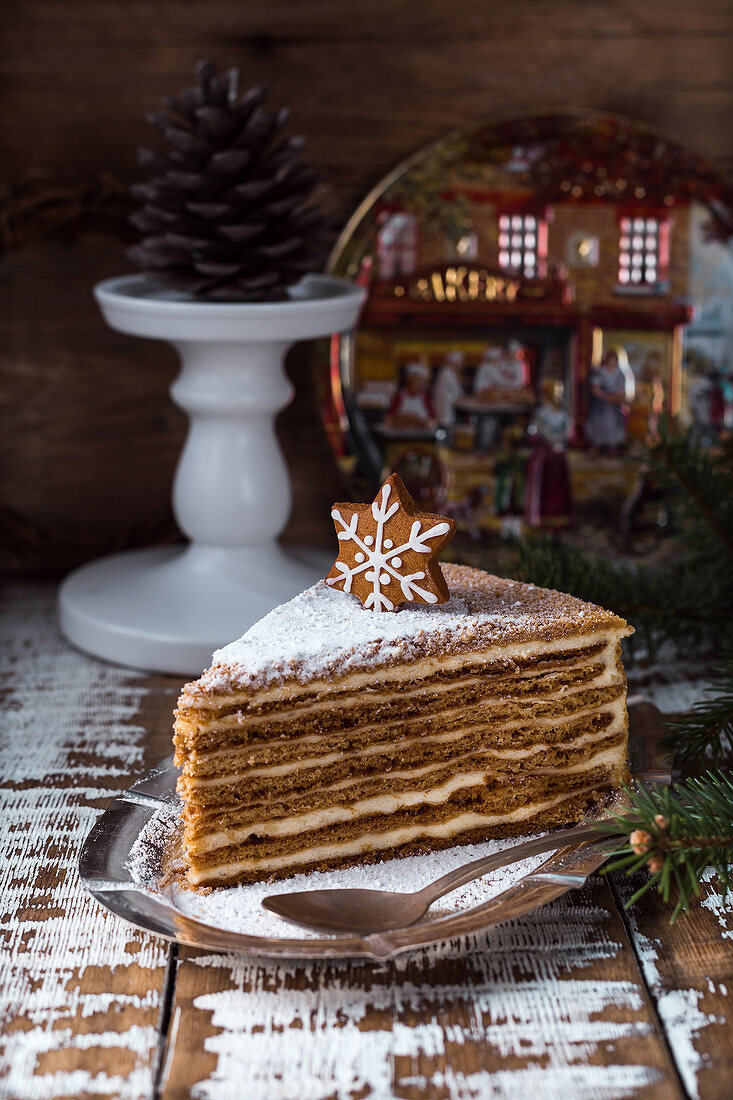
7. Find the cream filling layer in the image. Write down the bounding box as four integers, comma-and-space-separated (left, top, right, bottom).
183, 631, 628, 711
192, 741, 624, 854
189, 785, 603, 883
186, 694, 626, 790
183, 653, 617, 736
181, 672, 620, 771
192, 704, 628, 817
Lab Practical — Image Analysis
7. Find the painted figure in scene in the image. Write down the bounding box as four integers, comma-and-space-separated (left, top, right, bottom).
385, 361, 437, 430
474, 343, 528, 396
585, 347, 635, 452
628, 349, 665, 443
433, 350, 465, 432
503, 340, 531, 388
473, 347, 505, 396
473, 344, 530, 449
524, 378, 573, 528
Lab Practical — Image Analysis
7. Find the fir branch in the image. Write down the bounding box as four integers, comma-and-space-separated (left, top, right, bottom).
515, 537, 732, 658
663, 652, 733, 768
602, 773, 733, 921
645, 422, 733, 562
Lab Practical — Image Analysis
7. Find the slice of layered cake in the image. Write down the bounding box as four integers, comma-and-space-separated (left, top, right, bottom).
174, 560, 633, 888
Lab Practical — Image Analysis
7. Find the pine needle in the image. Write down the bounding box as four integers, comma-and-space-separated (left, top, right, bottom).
603, 775, 733, 920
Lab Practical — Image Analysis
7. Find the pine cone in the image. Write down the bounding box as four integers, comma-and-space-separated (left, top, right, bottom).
128, 60, 329, 301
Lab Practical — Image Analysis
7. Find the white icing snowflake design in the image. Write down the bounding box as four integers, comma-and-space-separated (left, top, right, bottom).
326, 481, 452, 611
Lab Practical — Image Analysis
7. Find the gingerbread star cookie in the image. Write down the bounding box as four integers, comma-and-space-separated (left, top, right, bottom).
326, 473, 457, 612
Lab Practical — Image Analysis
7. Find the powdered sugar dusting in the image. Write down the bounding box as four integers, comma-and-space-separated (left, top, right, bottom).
170, 850, 553, 939
130, 809, 666, 1096
193, 565, 628, 695
127, 803, 181, 887
128, 805, 556, 940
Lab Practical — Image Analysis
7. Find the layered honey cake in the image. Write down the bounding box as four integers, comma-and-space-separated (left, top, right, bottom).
174, 564, 633, 888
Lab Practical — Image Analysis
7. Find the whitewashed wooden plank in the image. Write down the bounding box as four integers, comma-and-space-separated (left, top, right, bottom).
0, 584, 172, 1099
163, 878, 682, 1100
612, 869, 733, 1100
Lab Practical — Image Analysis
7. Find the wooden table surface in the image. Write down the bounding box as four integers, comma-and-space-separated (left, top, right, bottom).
1, 582, 731, 1100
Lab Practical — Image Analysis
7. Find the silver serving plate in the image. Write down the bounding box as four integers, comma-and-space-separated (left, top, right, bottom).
79, 698, 668, 960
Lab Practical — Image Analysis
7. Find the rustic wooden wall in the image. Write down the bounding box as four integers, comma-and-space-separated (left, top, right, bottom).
2, 0, 732, 573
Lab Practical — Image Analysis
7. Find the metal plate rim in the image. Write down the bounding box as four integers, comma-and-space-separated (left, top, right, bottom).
79, 764, 614, 961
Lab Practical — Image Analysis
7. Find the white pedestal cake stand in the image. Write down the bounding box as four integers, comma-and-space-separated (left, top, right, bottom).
58, 273, 365, 676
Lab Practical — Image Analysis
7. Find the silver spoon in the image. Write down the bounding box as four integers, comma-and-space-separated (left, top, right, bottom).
262, 823, 622, 935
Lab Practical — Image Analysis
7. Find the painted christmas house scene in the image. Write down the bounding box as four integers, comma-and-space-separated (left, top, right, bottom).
327, 112, 733, 558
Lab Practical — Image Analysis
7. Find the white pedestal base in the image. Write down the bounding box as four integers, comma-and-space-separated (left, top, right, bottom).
58, 543, 331, 676
59, 273, 364, 676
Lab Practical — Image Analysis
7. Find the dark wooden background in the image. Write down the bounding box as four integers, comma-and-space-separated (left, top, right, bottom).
2, 0, 732, 574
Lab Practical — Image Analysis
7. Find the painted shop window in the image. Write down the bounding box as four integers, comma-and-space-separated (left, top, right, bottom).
497, 213, 547, 279
618, 216, 669, 289
377, 213, 419, 279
